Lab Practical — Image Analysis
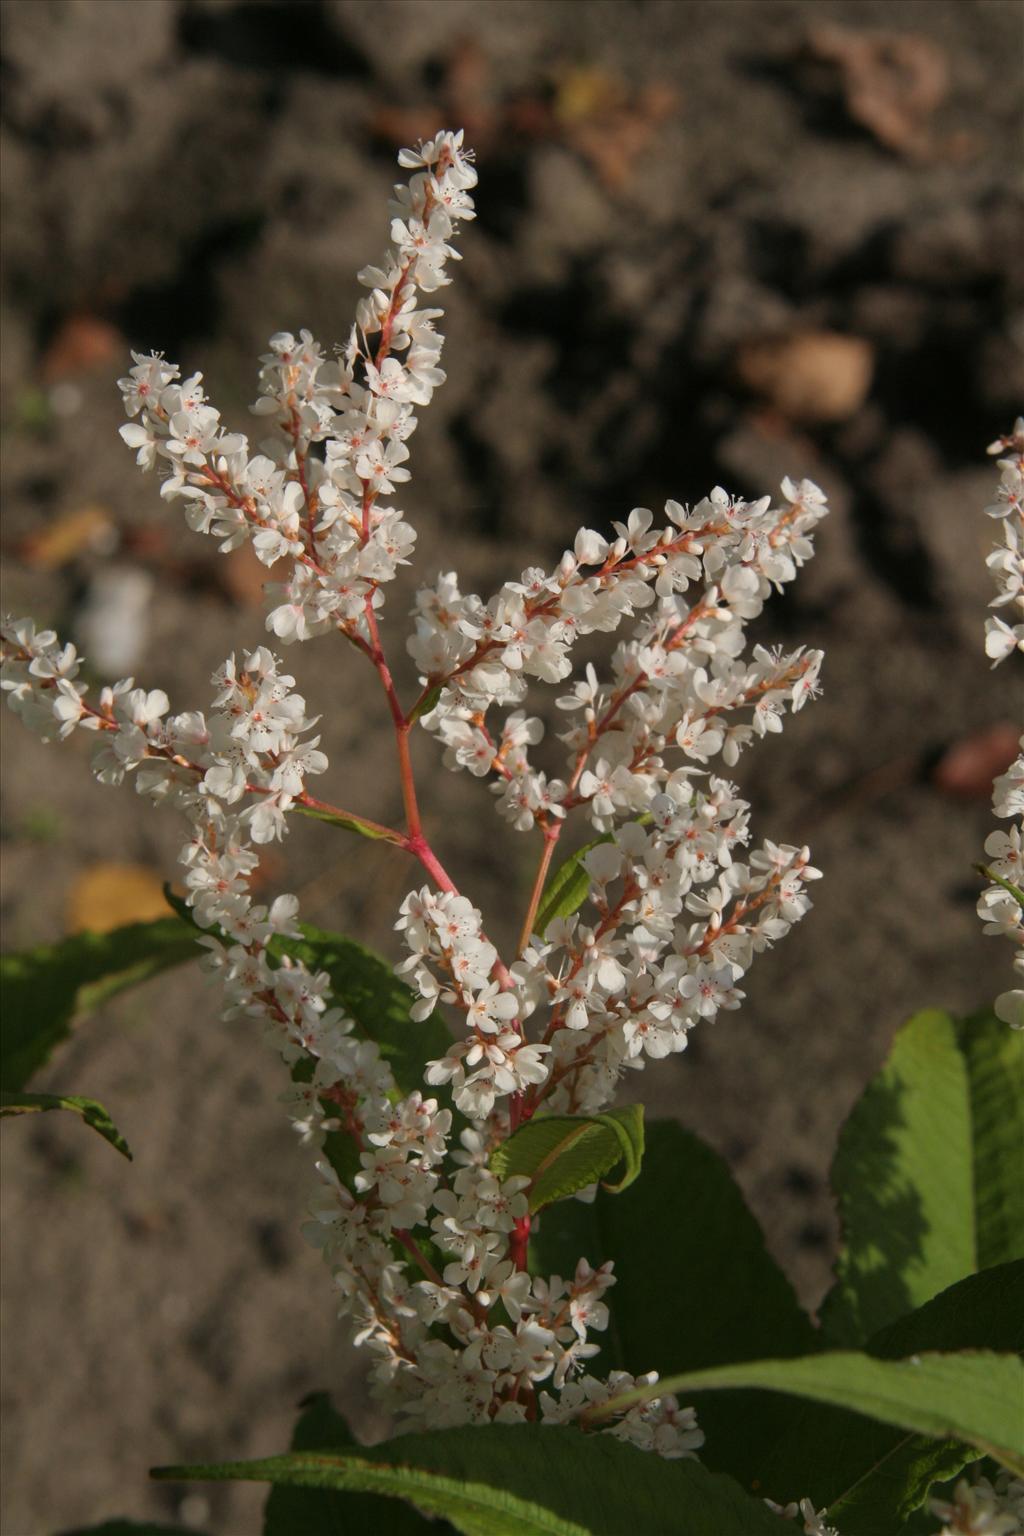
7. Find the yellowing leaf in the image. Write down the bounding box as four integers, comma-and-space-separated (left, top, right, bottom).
67, 864, 171, 935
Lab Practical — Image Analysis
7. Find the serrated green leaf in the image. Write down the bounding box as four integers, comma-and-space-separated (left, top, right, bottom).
0, 916, 200, 1090
490, 1105, 644, 1211
156, 1423, 787, 1536
0, 1090, 132, 1158
590, 1352, 1024, 1476
820, 1009, 1024, 1348
263, 1393, 436, 1535
758, 1263, 1024, 1532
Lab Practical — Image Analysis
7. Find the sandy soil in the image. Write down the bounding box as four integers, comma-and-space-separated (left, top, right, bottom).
1, 1, 1021, 1531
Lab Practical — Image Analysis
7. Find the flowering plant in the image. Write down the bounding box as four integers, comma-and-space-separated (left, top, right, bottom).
1, 133, 1021, 1536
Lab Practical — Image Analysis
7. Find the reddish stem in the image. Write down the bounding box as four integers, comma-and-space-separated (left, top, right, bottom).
518, 822, 563, 955
510, 1213, 532, 1272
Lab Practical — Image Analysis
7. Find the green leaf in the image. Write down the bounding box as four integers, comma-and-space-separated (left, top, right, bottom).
530, 1120, 816, 1479
534, 817, 654, 938
290, 804, 402, 843
589, 1352, 1024, 1476
0, 916, 200, 1090
957, 1011, 1024, 1272
820, 1008, 1024, 1347
868, 1260, 1024, 1358
0, 1090, 132, 1159
490, 1105, 644, 1211
408, 683, 442, 727
533, 835, 612, 938
156, 1422, 787, 1536
760, 1263, 1024, 1532
263, 1392, 437, 1535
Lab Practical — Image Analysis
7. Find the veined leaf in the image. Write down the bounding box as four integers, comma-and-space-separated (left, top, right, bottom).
957, 1011, 1024, 1273
0, 915, 200, 1090
586, 1352, 1024, 1476
263, 1393, 435, 1535
533, 835, 612, 938
290, 804, 402, 843
820, 1008, 1024, 1347
0, 1090, 132, 1158
530, 1120, 816, 1476
759, 1263, 1024, 1532
490, 1105, 644, 1211
534, 817, 653, 938
156, 1422, 786, 1536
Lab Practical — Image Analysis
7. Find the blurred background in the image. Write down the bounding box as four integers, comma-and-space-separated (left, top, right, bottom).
1, 0, 1021, 1530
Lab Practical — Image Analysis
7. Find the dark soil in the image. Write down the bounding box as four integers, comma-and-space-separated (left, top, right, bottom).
1, 2, 1021, 1531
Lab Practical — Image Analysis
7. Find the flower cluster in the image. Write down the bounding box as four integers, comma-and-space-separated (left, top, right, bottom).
2, 132, 825, 1451
977, 423, 1024, 1030
983, 421, 1024, 666
765, 1496, 839, 1535
413, 483, 826, 836
118, 130, 476, 646
928, 1470, 1024, 1535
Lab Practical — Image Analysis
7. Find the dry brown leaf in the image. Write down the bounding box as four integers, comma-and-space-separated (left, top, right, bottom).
369, 52, 676, 193
736, 332, 874, 424
369, 105, 450, 152
41, 314, 125, 381
932, 724, 1021, 800
554, 68, 678, 189
807, 24, 948, 160
554, 68, 629, 126
67, 863, 170, 934
20, 505, 117, 570
220, 543, 272, 608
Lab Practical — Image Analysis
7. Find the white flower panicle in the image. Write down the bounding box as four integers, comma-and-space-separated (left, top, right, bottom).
116, 130, 477, 646
2, 132, 828, 1451
977, 423, 1024, 1031
413, 483, 826, 829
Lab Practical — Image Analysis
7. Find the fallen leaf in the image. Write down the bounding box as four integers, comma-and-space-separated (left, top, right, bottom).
736, 332, 874, 424
932, 724, 1021, 800
67, 864, 170, 935
806, 24, 949, 160
20, 505, 117, 570
369, 53, 676, 193
554, 68, 678, 189
41, 313, 124, 381
554, 67, 629, 126
220, 543, 272, 608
